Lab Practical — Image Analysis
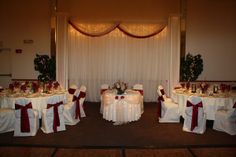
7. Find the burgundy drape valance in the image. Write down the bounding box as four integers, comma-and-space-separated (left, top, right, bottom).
68, 20, 166, 38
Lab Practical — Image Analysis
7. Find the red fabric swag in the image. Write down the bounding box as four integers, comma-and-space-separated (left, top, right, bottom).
47, 101, 63, 132
15, 102, 32, 132
187, 100, 203, 131
73, 91, 86, 119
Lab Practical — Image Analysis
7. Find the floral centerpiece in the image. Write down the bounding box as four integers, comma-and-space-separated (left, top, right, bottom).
113, 81, 127, 95
199, 82, 209, 94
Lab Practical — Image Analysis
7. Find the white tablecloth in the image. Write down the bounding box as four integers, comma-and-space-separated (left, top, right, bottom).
172, 90, 236, 120
0, 92, 67, 118
101, 89, 143, 123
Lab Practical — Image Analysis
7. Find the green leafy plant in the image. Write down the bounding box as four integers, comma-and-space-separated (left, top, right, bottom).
180, 53, 203, 81
34, 54, 56, 82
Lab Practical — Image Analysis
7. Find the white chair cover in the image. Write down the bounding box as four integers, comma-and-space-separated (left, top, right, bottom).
213, 102, 236, 135
183, 96, 206, 134
67, 84, 78, 103
133, 84, 144, 113
63, 85, 87, 125
157, 85, 179, 123
157, 85, 172, 102
14, 98, 39, 136
41, 96, 66, 133
0, 108, 15, 133
77, 85, 86, 118
100, 84, 109, 113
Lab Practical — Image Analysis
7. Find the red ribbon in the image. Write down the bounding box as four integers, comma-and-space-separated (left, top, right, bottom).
15, 102, 32, 132
135, 89, 143, 95
68, 88, 76, 95
100, 89, 107, 95
73, 91, 86, 119
157, 96, 164, 118
47, 101, 63, 132
160, 89, 165, 95
186, 100, 203, 131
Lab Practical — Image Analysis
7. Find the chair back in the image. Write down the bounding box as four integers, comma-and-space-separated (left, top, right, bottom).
157, 85, 168, 100
133, 84, 143, 95
101, 84, 109, 94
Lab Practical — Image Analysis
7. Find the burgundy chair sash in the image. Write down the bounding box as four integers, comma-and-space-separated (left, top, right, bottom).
15, 102, 32, 132
47, 101, 63, 132
101, 89, 108, 95
157, 96, 164, 118
160, 89, 165, 95
68, 88, 76, 95
73, 91, 86, 119
135, 89, 143, 96
233, 102, 236, 108
186, 100, 203, 131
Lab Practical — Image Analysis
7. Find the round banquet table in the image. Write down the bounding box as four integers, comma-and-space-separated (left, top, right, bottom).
172, 89, 236, 120
101, 89, 143, 123
0, 91, 67, 118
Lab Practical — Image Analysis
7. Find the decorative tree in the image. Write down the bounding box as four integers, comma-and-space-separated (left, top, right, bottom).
180, 53, 203, 81
34, 54, 56, 82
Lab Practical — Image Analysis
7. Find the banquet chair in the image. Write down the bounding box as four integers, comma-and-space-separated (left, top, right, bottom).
41, 96, 66, 133
77, 85, 86, 118
63, 85, 87, 125
67, 84, 78, 102
14, 99, 39, 136
157, 85, 180, 123
100, 84, 109, 113
133, 84, 144, 113
183, 96, 206, 134
0, 108, 15, 133
213, 102, 236, 135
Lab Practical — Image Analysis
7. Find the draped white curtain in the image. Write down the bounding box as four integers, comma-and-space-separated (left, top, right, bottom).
57, 15, 180, 102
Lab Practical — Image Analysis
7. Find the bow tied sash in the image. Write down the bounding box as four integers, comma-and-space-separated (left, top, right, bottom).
160, 89, 165, 95
186, 100, 203, 131
101, 89, 108, 95
135, 89, 144, 96
157, 96, 164, 118
15, 102, 33, 132
73, 91, 86, 119
233, 102, 236, 108
47, 101, 63, 132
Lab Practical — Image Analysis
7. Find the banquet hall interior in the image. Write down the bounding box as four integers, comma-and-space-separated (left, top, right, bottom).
0, 0, 236, 157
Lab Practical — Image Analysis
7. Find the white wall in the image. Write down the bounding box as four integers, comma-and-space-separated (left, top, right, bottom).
0, 0, 51, 87
186, 0, 236, 81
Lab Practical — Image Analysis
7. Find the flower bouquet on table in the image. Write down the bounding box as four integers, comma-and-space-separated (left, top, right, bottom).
113, 81, 127, 95
199, 82, 209, 94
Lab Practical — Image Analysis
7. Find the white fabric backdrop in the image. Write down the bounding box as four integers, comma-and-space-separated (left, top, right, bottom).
57, 16, 180, 102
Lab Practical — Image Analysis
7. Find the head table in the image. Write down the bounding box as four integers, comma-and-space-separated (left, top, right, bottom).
101, 89, 143, 124
0, 90, 67, 118
172, 89, 236, 120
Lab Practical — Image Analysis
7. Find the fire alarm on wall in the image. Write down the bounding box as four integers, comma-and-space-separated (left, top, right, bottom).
15, 49, 22, 53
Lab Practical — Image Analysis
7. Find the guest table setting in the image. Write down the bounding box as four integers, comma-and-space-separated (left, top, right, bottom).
172, 83, 236, 120
0, 81, 67, 118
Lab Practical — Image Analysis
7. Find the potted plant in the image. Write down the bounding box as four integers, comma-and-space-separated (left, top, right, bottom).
180, 53, 203, 82
34, 54, 56, 83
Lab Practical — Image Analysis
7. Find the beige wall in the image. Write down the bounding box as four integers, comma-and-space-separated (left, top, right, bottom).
58, 0, 180, 22
0, 0, 51, 87
186, 0, 236, 81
